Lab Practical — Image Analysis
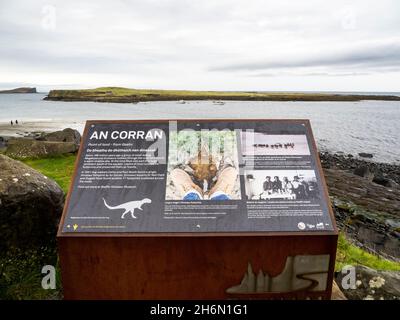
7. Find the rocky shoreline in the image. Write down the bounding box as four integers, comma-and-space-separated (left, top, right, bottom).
320, 152, 400, 262
320, 151, 400, 186
0, 128, 81, 158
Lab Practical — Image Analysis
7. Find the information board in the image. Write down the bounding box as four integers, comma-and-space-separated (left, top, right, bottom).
61, 120, 334, 233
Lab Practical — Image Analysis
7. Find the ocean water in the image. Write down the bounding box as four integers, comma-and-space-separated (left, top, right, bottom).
0, 93, 399, 164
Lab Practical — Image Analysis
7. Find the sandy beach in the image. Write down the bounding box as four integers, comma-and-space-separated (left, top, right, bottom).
0, 120, 84, 138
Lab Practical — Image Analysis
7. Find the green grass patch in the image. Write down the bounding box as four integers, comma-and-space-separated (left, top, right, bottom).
21, 154, 76, 193
0, 246, 61, 300
46, 87, 400, 102
335, 233, 400, 271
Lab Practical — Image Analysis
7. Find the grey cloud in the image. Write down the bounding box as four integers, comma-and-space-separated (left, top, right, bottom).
1, 0, 400, 90
210, 42, 400, 72
249, 72, 373, 77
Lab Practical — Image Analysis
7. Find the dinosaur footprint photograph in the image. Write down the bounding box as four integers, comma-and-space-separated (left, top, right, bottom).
165, 129, 241, 201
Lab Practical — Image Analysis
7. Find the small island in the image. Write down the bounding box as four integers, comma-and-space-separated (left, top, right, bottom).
0, 87, 37, 94
45, 87, 400, 103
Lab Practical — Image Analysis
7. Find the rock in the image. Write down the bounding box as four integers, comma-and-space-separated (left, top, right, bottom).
319, 152, 400, 186
372, 174, 398, 188
0, 154, 64, 250
358, 152, 374, 159
325, 169, 400, 218
23, 131, 45, 139
5, 138, 77, 158
0, 136, 6, 149
331, 281, 347, 300
39, 128, 81, 150
353, 165, 373, 180
326, 170, 400, 260
336, 265, 400, 300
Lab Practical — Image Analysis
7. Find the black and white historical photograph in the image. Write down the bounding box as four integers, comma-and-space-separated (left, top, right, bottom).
241, 132, 311, 156
244, 169, 319, 200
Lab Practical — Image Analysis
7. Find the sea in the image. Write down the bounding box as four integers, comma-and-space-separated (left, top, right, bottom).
0, 93, 399, 164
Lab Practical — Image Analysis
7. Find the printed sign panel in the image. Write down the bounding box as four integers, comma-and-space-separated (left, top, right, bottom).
61, 120, 334, 233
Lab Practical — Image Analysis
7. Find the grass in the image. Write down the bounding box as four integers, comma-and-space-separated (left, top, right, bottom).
335, 233, 400, 272
21, 154, 76, 193
45, 86, 400, 102
0, 246, 61, 300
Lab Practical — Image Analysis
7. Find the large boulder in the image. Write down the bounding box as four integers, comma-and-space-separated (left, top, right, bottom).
5, 138, 77, 158
372, 174, 398, 188
0, 155, 64, 250
39, 128, 81, 149
336, 265, 400, 300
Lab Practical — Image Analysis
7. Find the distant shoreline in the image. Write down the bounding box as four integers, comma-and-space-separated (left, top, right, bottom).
44, 87, 400, 103
0, 87, 37, 94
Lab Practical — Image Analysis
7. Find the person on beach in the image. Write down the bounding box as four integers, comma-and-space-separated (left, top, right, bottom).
10, 120, 13, 126
15, 120, 18, 125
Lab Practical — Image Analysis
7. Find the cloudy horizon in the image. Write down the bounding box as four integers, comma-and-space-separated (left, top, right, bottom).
1, 0, 400, 92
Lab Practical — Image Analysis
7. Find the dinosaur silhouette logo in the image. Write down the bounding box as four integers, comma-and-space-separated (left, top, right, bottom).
102, 198, 152, 219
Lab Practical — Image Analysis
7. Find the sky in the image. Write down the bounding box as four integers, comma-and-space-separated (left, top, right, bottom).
1, 0, 400, 92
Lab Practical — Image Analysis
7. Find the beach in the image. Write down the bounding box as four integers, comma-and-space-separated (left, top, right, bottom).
0, 120, 83, 138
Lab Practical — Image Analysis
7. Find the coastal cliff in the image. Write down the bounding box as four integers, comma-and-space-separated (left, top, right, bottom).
45, 87, 400, 103
0, 87, 37, 94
